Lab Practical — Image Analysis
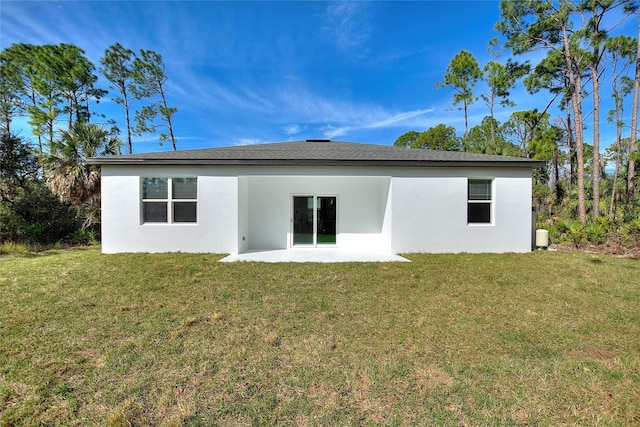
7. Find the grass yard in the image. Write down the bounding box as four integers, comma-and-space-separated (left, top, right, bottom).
1, 247, 639, 426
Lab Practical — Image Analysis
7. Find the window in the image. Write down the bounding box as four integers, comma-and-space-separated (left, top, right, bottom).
142, 177, 197, 223
468, 179, 492, 224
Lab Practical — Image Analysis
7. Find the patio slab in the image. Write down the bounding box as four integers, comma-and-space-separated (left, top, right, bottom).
219, 249, 410, 263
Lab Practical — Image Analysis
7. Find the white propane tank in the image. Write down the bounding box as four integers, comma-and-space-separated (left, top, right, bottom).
535, 229, 549, 249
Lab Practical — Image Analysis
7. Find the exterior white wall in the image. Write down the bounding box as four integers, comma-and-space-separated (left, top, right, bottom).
100, 164, 533, 254
100, 166, 238, 253
238, 176, 249, 253
246, 176, 391, 252
390, 167, 533, 253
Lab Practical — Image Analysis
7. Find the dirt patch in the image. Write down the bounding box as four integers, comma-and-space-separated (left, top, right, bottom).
549, 243, 640, 259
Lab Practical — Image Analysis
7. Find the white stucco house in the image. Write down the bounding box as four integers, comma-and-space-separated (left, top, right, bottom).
88, 139, 544, 256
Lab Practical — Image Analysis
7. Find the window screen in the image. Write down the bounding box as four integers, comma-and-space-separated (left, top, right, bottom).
468, 179, 492, 224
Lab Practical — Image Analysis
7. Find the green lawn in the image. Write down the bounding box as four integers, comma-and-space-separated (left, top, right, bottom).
1, 247, 639, 426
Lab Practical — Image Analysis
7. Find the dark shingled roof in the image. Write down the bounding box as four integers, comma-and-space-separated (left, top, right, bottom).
87, 139, 545, 168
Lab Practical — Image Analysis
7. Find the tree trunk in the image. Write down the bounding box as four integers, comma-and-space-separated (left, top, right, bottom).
463, 100, 469, 147
609, 122, 622, 219
552, 145, 559, 188
562, 25, 587, 223
159, 84, 177, 151
68, 98, 73, 129
567, 108, 576, 187
123, 89, 132, 154
627, 19, 640, 203
592, 63, 601, 219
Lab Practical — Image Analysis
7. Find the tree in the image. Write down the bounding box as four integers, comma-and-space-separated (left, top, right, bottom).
0, 133, 79, 244
132, 50, 178, 150
0, 133, 39, 201
28, 45, 68, 148
466, 116, 521, 156
435, 50, 482, 139
54, 44, 106, 126
503, 110, 545, 158
41, 122, 121, 228
100, 43, 136, 154
393, 131, 421, 147
0, 179, 80, 244
579, 0, 638, 219
1, 44, 48, 152
525, 48, 580, 186
605, 35, 636, 217
627, 18, 640, 203
496, 0, 589, 222
0, 54, 24, 134
0, 43, 104, 150
394, 124, 462, 151
482, 60, 530, 144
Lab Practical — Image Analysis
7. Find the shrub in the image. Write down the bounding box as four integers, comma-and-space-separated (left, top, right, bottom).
0, 181, 81, 244
0, 242, 30, 255
68, 229, 96, 245
619, 218, 640, 248
583, 221, 607, 245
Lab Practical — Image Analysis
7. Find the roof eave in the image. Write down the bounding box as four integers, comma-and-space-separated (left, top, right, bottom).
87, 158, 546, 168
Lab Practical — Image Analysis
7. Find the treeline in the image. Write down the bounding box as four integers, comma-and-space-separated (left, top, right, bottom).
0, 42, 176, 245
396, 0, 640, 250
1, 42, 177, 153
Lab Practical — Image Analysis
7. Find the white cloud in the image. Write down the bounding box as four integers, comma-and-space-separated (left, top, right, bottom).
322, 2, 372, 53
368, 109, 436, 128
284, 124, 302, 135
315, 107, 435, 140
319, 125, 350, 139
232, 138, 264, 146
170, 67, 275, 113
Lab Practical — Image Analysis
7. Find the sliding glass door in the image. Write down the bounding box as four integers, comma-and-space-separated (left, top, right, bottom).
292, 195, 337, 246
316, 196, 336, 244
293, 196, 314, 245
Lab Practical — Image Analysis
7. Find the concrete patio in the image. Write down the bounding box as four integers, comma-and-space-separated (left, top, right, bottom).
219, 249, 410, 263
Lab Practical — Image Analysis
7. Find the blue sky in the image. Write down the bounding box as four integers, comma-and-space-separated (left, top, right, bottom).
1, 1, 638, 153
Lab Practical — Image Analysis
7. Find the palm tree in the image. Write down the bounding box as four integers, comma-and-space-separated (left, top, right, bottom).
41, 121, 120, 228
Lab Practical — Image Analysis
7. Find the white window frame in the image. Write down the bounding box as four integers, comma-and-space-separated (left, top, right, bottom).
467, 178, 493, 225
141, 177, 198, 224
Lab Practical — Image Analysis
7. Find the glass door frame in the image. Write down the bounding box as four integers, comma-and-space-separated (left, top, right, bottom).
291, 194, 338, 248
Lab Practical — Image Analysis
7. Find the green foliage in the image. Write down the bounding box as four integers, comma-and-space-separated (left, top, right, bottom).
548, 218, 586, 247
0, 133, 39, 190
40, 122, 120, 230
436, 50, 482, 106
583, 221, 608, 245
0, 180, 80, 244
68, 229, 96, 245
503, 110, 559, 159
0, 242, 30, 255
394, 124, 461, 151
0, 42, 179, 245
132, 50, 178, 150
393, 130, 421, 147
0, 43, 103, 149
100, 43, 136, 154
532, 183, 554, 214
436, 49, 482, 135
544, 214, 640, 250
465, 116, 522, 155
0, 52, 24, 134
482, 59, 530, 113
0, 128, 112, 245
619, 218, 640, 246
